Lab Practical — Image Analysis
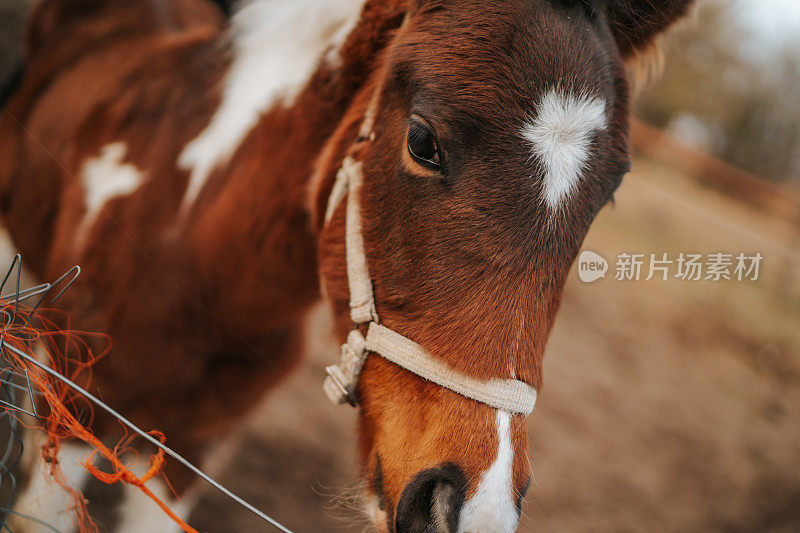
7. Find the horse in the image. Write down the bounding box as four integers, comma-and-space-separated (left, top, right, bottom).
0, 0, 694, 531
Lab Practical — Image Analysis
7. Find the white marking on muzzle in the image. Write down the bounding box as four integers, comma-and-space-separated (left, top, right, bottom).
521, 90, 607, 210
458, 411, 518, 533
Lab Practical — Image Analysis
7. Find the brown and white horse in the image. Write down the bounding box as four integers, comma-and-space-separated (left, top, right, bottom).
0, 0, 693, 531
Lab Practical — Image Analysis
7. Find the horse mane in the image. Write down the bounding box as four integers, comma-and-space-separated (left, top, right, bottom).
23, 0, 226, 61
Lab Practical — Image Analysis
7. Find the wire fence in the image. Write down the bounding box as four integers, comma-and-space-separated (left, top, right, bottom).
0, 255, 292, 533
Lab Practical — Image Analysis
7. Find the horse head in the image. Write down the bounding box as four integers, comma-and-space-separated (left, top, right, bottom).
312, 1, 693, 531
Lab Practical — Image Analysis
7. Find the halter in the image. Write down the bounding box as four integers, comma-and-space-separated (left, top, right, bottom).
322, 99, 538, 416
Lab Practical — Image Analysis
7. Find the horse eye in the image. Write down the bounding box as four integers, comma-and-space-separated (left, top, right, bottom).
407, 117, 441, 170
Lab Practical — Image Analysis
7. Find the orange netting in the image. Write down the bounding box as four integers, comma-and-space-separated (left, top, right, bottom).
0, 296, 197, 533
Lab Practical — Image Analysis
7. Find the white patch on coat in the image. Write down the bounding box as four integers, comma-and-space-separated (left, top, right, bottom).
521, 90, 607, 209
12, 442, 91, 533
115, 430, 243, 532
458, 411, 518, 533
177, 0, 366, 210
116, 475, 190, 533
78, 142, 145, 243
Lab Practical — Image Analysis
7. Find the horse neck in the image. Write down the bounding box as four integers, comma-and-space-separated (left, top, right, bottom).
206, 0, 406, 222
182, 0, 406, 308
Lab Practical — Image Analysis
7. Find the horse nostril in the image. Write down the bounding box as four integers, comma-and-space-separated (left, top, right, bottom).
395, 463, 467, 533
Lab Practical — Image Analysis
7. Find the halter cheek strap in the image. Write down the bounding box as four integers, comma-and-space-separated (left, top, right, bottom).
321, 135, 538, 417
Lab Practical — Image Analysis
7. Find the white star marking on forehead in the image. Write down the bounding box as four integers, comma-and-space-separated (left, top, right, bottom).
521, 90, 607, 209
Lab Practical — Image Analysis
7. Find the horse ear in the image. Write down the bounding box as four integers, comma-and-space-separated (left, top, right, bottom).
605, 0, 695, 58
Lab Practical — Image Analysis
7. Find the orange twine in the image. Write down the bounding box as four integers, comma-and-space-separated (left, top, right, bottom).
0, 298, 197, 533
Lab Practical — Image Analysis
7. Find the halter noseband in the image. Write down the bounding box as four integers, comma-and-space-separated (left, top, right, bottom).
322, 105, 538, 416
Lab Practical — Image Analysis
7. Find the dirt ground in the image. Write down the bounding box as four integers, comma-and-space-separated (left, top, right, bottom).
1, 154, 798, 532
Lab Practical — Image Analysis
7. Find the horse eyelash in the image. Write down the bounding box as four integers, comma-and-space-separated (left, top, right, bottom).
408, 123, 432, 146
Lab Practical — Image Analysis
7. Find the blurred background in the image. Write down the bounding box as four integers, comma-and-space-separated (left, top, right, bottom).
0, 0, 799, 531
